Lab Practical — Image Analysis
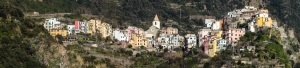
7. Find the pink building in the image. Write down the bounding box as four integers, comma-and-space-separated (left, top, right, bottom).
167, 27, 178, 34
125, 26, 144, 41
75, 20, 79, 30
198, 28, 212, 46
203, 37, 210, 55
125, 29, 133, 41
134, 28, 144, 34
228, 28, 245, 44
161, 27, 178, 35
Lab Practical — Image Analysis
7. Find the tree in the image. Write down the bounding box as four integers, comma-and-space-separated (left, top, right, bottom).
140, 46, 145, 49
237, 60, 242, 65
294, 62, 300, 68
287, 50, 292, 55
136, 53, 141, 57
125, 50, 133, 56
55, 35, 64, 44
164, 48, 168, 53
128, 45, 132, 48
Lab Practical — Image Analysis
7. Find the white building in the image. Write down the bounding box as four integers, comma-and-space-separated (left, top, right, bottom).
185, 34, 197, 48
211, 21, 221, 30
228, 11, 238, 18
67, 25, 75, 35
44, 18, 61, 31
241, 6, 257, 12
112, 29, 127, 41
218, 39, 227, 51
79, 21, 89, 33
169, 34, 184, 49
157, 34, 170, 48
205, 19, 215, 27
248, 21, 256, 32
272, 20, 278, 28
258, 13, 269, 17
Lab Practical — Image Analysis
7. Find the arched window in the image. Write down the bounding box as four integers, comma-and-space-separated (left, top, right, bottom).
155, 22, 157, 25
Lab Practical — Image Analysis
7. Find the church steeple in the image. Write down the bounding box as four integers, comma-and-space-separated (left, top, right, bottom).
154, 14, 159, 21
152, 14, 160, 29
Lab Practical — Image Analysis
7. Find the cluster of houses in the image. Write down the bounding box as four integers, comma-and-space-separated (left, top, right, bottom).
44, 18, 111, 37
198, 6, 278, 57
43, 6, 278, 57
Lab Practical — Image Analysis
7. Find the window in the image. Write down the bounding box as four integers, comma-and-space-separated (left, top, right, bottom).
155, 22, 157, 25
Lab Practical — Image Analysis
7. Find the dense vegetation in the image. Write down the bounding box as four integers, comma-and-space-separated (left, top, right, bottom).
0, 3, 55, 68
266, 0, 300, 42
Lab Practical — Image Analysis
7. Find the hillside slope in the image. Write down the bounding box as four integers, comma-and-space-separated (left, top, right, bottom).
0, 4, 67, 67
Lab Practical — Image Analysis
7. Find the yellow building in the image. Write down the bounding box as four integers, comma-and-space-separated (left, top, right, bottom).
256, 17, 273, 27
265, 17, 273, 27
257, 17, 264, 27
50, 29, 67, 37
129, 34, 148, 48
88, 19, 101, 35
212, 31, 223, 38
209, 39, 218, 57
100, 22, 112, 38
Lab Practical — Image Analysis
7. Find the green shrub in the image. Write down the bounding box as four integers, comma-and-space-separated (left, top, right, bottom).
128, 45, 132, 48
125, 50, 133, 56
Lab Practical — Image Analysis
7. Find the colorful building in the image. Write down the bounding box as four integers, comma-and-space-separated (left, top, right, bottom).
203, 37, 210, 55
209, 38, 218, 57
100, 22, 112, 38
125, 26, 144, 41
167, 27, 178, 34
50, 29, 67, 37
198, 28, 212, 46
256, 17, 273, 27
74, 20, 81, 34
211, 30, 223, 38
88, 19, 101, 35
161, 27, 178, 35
228, 28, 246, 44
129, 34, 148, 48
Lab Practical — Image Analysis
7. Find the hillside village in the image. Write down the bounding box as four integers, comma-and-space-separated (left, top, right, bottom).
42, 6, 298, 67
45, 6, 273, 54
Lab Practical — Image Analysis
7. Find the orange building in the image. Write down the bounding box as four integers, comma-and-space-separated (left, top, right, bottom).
129, 34, 148, 48
256, 17, 272, 27
50, 29, 67, 37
